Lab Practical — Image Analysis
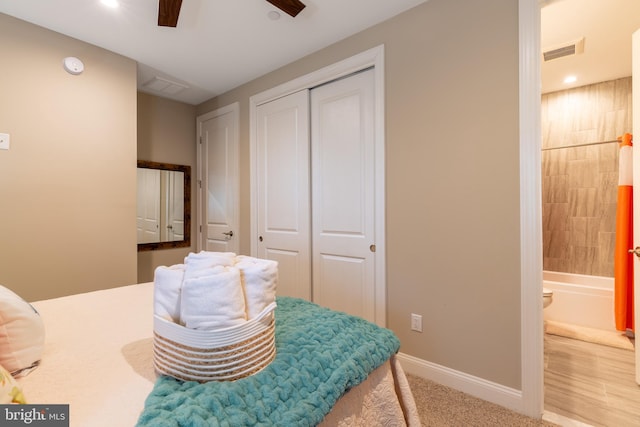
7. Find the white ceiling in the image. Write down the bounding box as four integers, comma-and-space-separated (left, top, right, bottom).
0, 0, 428, 105
2, 0, 639, 103
541, 0, 640, 94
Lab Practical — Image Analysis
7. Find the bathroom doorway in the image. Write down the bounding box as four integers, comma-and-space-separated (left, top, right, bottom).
540, 1, 640, 424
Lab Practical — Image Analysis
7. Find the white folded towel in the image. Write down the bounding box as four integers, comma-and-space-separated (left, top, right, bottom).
180, 265, 247, 330
235, 255, 278, 319
183, 251, 236, 280
185, 251, 237, 263
153, 264, 185, 323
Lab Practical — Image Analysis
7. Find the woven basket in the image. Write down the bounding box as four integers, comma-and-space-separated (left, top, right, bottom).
153, 302, 277, 382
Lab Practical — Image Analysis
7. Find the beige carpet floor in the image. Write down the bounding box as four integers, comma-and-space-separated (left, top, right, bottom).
403, 322, 634, 426
406, 374, 559, 426
544, 320, 635, 350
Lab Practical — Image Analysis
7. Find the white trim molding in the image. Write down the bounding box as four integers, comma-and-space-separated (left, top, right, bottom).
519, 0, 544, 418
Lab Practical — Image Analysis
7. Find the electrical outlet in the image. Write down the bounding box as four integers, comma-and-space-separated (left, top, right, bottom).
411, 313, 422, 332
0, 133, 9, 150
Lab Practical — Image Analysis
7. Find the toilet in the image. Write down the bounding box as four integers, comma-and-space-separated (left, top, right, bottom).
543, 287, 553, 308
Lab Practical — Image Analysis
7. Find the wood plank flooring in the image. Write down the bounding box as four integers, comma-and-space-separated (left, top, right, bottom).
544, 333, 640, 427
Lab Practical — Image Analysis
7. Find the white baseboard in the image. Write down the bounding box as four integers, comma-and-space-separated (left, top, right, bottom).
397, 352, 525, 414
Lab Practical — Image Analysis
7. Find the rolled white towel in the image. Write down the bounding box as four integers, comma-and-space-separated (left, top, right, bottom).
180, 265, 247, 330
183, 251, 236, 280
235, 255, 278, 319
153, 264, 185, 323
185, 251, 236, 263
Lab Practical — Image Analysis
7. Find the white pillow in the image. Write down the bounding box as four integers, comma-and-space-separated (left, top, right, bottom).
0, 285, 45, 377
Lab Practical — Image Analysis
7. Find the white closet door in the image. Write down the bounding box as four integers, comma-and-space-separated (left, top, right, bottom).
256, 90, 311, 300
311, 68, 376, 321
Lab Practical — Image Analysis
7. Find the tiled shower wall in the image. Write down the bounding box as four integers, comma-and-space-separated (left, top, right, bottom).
542, 77, 632, 277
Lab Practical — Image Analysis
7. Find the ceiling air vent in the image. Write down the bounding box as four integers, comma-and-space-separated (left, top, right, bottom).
542, 37, 585, 62
142, 76, 189, 95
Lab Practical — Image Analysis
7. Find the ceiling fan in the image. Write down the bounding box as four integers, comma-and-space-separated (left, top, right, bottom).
158, 0, 306, 27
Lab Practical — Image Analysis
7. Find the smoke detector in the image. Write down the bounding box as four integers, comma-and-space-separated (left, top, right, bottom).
63, 57, 84, 75
542, 37, 585, 62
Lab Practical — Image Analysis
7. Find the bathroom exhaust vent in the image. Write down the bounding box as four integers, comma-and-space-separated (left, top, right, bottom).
543, 37, 585, 62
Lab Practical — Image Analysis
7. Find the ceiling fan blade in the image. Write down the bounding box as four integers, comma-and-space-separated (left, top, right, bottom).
266, 0, 306, 17
158, 0, 182, 27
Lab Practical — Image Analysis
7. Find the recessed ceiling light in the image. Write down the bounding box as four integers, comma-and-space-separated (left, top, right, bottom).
100, 0, 119, 9
563, 75, 577, 84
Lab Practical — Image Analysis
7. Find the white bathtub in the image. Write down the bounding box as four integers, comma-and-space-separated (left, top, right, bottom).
543, 271, 616, 332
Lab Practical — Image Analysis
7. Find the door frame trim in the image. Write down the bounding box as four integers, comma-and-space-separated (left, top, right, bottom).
249, 45, 387, 327
196, 102, 240, 253
520, 0, 544, 417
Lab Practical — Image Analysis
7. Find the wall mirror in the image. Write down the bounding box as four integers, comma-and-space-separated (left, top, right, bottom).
137, 160, 191, 251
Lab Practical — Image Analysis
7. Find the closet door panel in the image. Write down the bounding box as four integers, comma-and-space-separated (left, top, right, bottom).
256, 90, 311, 300
311, 69, 376, 321
316, 254, 367, 316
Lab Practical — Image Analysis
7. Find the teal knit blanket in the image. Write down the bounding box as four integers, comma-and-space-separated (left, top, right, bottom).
136, 297, 400, 427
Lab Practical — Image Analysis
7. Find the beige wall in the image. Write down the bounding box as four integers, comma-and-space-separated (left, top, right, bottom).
542, 77, 632, 276
0, 0, 524, 391
0, 13, 137, 302
197, 0, 522, 389
137, 92, 197, 282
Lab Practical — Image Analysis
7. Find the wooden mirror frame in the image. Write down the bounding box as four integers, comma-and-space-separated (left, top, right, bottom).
137, 160, 191, 252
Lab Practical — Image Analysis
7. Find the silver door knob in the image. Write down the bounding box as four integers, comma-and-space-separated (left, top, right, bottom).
628, 247, 640, 257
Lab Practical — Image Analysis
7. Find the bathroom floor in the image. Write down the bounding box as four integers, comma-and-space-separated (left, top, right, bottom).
544, 332, 640, 426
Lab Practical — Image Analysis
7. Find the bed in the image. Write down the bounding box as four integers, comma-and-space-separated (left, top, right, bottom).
14, 282, 420, 426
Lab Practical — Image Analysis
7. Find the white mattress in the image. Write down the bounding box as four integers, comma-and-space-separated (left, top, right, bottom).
18, 283, 156, 427
18, 283, 420, 427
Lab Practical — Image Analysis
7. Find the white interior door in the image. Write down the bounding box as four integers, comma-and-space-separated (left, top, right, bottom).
256, 90, 311, 300
167, 170, 184, 241
198, 104, 239, 253
310, 69, 376, 321
137, 168, 160, 243
632, 28, 640, 385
